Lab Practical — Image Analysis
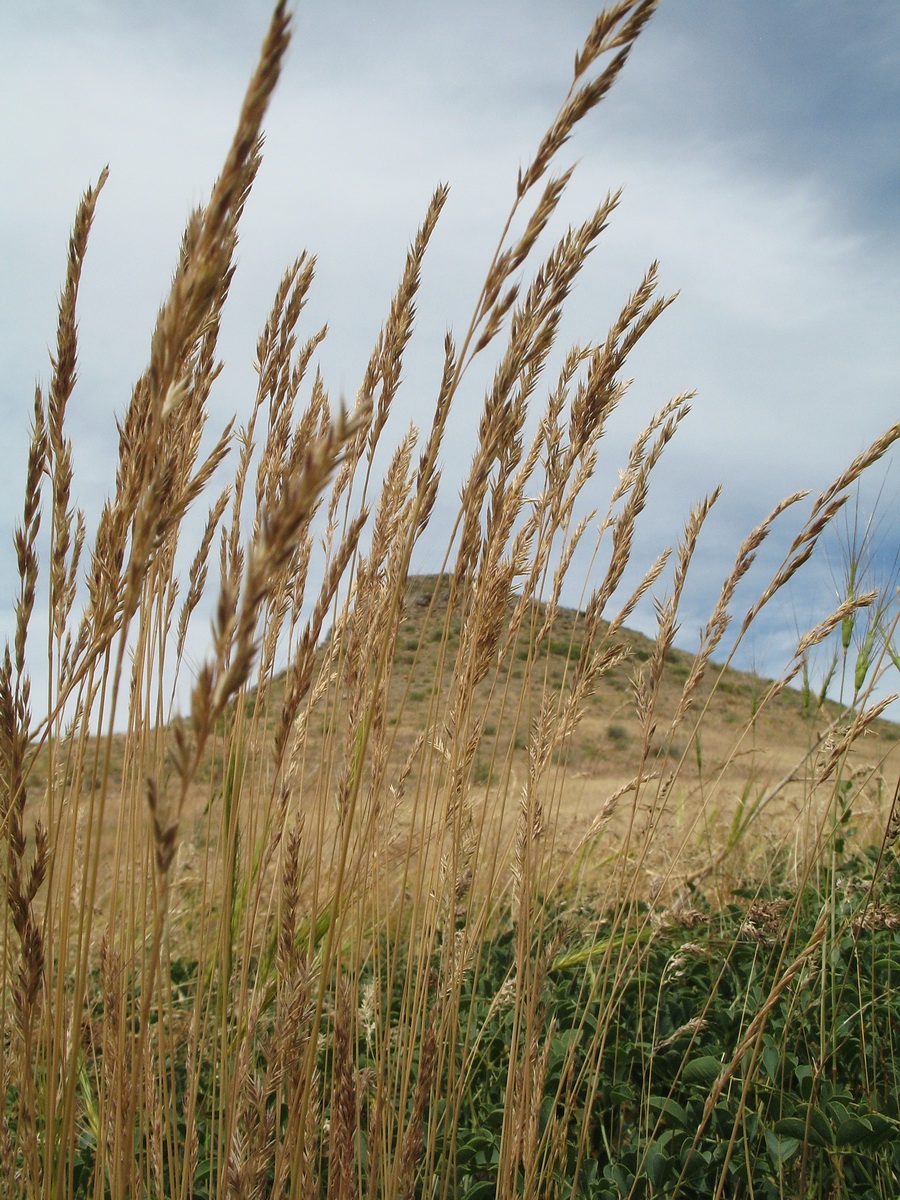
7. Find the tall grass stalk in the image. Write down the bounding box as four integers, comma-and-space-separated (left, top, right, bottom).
3, 3, 899, 1197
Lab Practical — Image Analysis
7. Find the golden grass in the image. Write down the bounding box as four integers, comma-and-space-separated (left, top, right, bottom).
2, 2, 899, 1197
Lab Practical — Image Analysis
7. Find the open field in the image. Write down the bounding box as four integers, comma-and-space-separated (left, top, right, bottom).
25, 572, 899, 929
3, 3, 900, 1197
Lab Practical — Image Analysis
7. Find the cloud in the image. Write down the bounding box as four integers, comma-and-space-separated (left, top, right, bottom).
0, 0, 897, 718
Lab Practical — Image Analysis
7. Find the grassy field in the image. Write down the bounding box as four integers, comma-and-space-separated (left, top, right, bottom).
3, 2, 900, 1197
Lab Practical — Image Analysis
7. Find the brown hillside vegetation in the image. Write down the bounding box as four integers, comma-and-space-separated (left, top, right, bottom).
250, 573, 899, 905
27, 573, 899, 938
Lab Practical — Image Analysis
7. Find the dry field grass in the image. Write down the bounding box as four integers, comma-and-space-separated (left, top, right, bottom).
4, 3, 900, 1196
23, 573, 900, 937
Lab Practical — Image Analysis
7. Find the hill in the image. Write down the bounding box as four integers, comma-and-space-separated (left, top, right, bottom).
24, 578, 898, 928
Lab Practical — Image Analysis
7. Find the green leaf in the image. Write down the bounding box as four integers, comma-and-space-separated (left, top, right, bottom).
834, 1116, 873, 1146
765, 1130, 800, 1165
481, 1105, 506, 1131
548, 1027, 581, 1071
679, 1147, 710, 1182
761, 1040, 780, 1081
867, 1113, 893, 1136
794, 1063, 813, 1099
773, 1118, 808, 1141
647, 1094, 691, 1130
644, 1143, 674, 1189
682, 1055, 723, 1086
463, 1183, 497, 1200
827, 1100, 851, 1128
806, 1105, 833, 1146
773, 1116, 827, 1147
835, 1113, 895, 1147
609, 1081, 634, 1106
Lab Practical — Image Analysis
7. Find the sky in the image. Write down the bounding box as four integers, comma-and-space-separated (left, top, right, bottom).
1, 0, 899, 713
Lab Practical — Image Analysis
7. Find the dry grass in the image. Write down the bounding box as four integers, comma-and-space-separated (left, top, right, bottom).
2, 3, 899, 1197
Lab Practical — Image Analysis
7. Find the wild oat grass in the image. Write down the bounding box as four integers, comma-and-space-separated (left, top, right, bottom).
3, 2, 900, 1197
